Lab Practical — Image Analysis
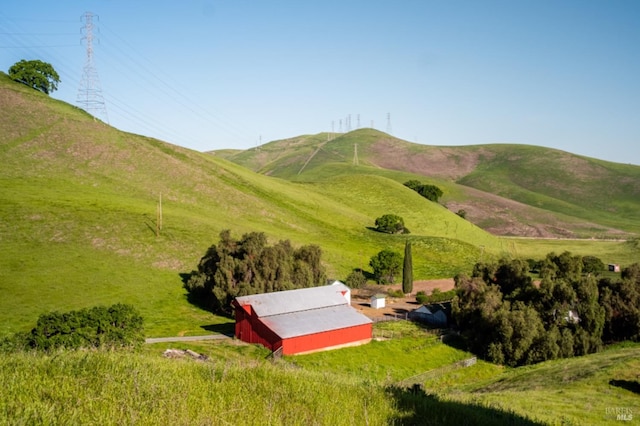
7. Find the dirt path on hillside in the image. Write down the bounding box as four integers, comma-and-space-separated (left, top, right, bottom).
352, 278, 455, 319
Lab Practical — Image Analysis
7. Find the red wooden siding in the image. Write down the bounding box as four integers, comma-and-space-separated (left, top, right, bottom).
280, 323, 372, 355
234, 303, 282, 351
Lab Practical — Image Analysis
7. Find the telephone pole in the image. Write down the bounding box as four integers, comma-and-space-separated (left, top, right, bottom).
77, 11, 109, 123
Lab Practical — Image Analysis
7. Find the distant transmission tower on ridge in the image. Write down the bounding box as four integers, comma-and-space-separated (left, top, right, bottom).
353, 143, 359, 166
386, 112, 392, 134
77, 12, 109, 123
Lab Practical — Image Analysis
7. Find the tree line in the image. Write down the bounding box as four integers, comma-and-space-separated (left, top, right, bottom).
185, 230, 327, 313
452, 252, 640, 366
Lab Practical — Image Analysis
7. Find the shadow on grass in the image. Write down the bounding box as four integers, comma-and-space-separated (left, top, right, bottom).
440, 332, 469, 352
200, 323, 235, 337
349, 267, 376, 282
609, 379, 640, 395
387, 385, 543, 426
179, 272, 192, 285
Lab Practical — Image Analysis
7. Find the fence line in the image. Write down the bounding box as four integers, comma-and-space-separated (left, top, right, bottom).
371, 313, 408, 323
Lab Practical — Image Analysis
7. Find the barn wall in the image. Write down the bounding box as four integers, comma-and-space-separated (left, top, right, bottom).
234, 305, 251, 341
281, 323, 372, 355
234, 305, 282, 351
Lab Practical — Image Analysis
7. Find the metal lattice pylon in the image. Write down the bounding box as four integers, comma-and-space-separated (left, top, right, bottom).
77, 11, 109, 123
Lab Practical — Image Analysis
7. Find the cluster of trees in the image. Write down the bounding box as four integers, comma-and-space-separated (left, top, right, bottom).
1, 304, 144, 352
8, 59, 60, 95
185, 230, 327, 313
453, 252, 640, 366
404, 180, 443, 203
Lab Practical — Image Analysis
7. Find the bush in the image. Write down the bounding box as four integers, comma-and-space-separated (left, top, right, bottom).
370, 249, 403, 284
23, 304, 144, 352
387, 289, 405, 298
345, 269, 367, 289
415, 289, 455, 305
403, 180, 443, 202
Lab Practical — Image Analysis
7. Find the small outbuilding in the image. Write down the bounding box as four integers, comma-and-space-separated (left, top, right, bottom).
233, 282, 372, 355
608, 264, 621, 272
370, 294, 386, 309
408, 302, 451, 327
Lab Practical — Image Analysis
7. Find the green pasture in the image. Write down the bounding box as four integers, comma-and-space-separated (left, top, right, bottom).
427, 343, 640, 425
2, 320, 637, 425
292, 322, 473, 382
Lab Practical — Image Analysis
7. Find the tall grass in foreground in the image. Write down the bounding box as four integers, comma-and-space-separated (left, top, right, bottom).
0, 350, 395, 425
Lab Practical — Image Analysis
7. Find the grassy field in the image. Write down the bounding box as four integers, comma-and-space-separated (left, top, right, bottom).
2, 321, 637, 425
425, 342, 640, 425
2, 71, 640, 424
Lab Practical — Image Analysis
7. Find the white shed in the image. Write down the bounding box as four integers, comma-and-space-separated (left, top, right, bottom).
371, 294, 386, 309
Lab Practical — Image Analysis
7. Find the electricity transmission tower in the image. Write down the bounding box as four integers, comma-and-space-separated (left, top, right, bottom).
386, 112, 392, 134
77, 12, 109, 123
353, 143, 359, 166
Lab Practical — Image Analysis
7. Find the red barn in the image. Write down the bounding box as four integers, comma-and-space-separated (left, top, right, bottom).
232, 282, 372, 355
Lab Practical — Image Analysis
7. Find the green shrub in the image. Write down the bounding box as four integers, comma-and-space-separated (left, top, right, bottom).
345, 269, 367, 289
23, 304, 144, 352
416, 291, 428, 304
415, 289, 455, 305
387, 288, 404, 298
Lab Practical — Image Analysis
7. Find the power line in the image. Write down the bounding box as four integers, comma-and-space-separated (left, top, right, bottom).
77, 12, 108, 123
0, 44, 77, 48
1, 12, 255, 149
98, 24, 255, 145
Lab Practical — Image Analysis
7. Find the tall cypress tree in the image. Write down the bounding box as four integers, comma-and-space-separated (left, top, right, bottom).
403, 240, 413, 294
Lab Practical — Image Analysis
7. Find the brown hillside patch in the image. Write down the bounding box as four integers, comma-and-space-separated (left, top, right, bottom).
444, 185, 627, 238
368, 139, 491, 180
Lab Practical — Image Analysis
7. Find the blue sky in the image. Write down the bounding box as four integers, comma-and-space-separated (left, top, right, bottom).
2, 1, 639, 165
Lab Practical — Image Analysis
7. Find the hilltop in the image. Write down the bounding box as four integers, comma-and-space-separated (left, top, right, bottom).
219, 129, 640, 239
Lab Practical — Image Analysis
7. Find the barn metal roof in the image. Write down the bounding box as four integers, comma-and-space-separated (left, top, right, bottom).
260, 304, 372, 339
235, 283, 351, 318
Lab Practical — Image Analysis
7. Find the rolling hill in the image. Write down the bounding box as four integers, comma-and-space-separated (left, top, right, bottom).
0, 72, 502, 336
1, 70, 638, 339
219, 129, 640, 239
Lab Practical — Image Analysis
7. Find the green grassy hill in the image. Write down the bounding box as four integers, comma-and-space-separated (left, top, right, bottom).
223, 129, 640, 238
2, 70, 640, 425
2, 72, 638, 339
0, 72, 502, 337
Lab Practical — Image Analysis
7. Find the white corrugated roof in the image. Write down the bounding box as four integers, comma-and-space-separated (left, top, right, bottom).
235, 283, 350, 318
260, 304, 372, 339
